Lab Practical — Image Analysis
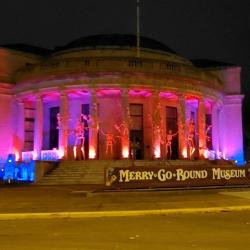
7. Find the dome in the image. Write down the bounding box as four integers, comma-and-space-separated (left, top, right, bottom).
56, 34, 177, 54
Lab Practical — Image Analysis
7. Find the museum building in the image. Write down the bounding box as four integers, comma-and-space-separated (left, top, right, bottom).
0, 34, 245, 164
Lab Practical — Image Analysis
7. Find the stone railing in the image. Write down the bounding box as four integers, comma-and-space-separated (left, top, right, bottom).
41, 150, 60, 161
22, 150, 60, 161
15, 57, 222, 90
22, 151, 34, 161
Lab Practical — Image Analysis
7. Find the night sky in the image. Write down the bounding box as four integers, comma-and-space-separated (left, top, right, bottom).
0, 0, 249, 135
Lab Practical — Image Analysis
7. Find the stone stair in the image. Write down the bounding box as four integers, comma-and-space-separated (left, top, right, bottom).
38, 160, 105, 185
37, 159, 217, 185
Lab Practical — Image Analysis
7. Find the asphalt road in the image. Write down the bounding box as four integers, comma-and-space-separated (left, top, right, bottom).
0, 211, 250, 250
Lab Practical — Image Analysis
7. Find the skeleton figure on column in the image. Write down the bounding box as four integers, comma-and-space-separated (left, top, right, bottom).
114, 122, 129, 158
205, 125, 212, 149
100, 129, 115, 155
187, 118, 196, 158
114, 122, 128, 141
73, 114, 90, 160
56, 113, 62, 129
166, 130, 178, 159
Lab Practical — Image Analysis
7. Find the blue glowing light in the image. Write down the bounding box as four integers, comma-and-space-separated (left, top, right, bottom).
2, 154, 36, 183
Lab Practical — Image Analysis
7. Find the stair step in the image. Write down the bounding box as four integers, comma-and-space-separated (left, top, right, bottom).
37, 160, 214, 186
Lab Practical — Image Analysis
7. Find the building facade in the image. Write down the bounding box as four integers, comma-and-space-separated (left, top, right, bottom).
0, 34, 244, 163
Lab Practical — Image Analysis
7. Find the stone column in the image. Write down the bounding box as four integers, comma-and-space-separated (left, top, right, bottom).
197, 97, 206, 158
121, 89, 129, 158
152, 91, 162, 158
59, 91, 69, 159
89, 89, 98, 159
178, 94, 187, 158
211, 102, 219, 158
221, 95, 244, 163
33, 95, 43, 160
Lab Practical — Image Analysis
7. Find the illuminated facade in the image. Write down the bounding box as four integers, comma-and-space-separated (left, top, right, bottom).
0, 34, 244, 164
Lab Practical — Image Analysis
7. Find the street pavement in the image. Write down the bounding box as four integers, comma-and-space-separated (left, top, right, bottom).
1, 212, 250, 250
0, 184, 250, 219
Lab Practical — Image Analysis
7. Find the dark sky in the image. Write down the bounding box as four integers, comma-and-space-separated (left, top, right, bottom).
0, 0, 249, 125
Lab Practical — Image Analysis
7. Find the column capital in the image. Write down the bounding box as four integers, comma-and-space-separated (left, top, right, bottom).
34, 92, 44, 101
152, 89, 160, 97
177, 94, 186, 103
224, 94, 244, 105
15, 96, 24, 104
59, 90, 69, 97
121, 88, 129, 96
211, 101, 220, 110
197, 96, 205, 103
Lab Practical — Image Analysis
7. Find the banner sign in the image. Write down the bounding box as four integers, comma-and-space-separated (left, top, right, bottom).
105, 165, 250, 189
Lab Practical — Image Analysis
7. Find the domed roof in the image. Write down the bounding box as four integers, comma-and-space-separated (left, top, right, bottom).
56, 34, 177, 54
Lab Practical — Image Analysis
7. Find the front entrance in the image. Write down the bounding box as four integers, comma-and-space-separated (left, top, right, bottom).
129, 104, 144, 160
82, 104, 90, 159
130, 130, 144, 160
166, 106, 178, 159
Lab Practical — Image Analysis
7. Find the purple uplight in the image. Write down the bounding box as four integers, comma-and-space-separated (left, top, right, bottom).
68, 90, 89, 98
42, 92, 60, 101
97, 89, 120, 96
129, 90, 151, 97
159, 92, 178, 100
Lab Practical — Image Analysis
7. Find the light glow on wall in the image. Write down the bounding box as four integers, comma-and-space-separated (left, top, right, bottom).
182, 148, 188, 158
14, 151, 20, 161
204, 149, 208, 159
58, 149, 64, 159
73, 146, 77, 159
33, 151, 38, 160
89, 147, 96, 159
154, 146, 161, 159
122, 147, 129, 158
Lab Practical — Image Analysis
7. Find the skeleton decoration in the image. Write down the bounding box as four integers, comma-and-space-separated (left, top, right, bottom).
205, 125, 212, 149
114, 122, 129, 138
100, 129, 115, 155
56, 113, 62, 129
166, 130, 178, 159
187, 118, 195, 158
73, 114, 91, 160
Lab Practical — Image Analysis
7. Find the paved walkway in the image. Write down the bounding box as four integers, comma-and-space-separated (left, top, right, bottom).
0, 184, 250, 219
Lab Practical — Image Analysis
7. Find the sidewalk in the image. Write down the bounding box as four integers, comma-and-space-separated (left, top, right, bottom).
0, 184, 250, 219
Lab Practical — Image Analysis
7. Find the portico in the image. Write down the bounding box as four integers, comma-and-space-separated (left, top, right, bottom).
18, 87, 222, 162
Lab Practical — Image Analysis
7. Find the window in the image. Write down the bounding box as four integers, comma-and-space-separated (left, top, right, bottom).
23, 107, 35, 151
166, 106, 178, 132
129, 104, 143, 130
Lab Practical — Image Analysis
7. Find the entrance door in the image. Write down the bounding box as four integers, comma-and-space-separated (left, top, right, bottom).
49, 107, 59, 149
82, 104, 90, 159
129, 104, 144, 160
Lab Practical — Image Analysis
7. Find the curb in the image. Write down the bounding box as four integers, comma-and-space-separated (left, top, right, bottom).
1, 205, 250, 220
